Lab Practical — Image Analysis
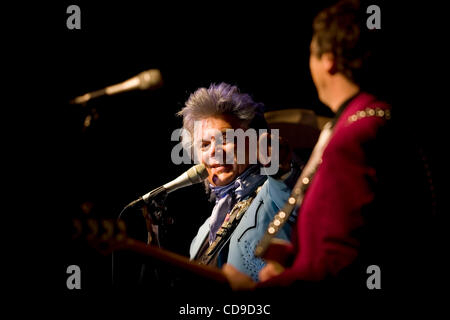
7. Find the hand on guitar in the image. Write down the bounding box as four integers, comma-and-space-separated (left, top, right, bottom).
259, 261, 285, 282
222, 264, 256, 290
258, 238, 293, 281
221, 261, 284, 290
222, 238, 294, 289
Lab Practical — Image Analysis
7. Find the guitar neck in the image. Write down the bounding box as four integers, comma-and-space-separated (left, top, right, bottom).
116, 238, 229, 285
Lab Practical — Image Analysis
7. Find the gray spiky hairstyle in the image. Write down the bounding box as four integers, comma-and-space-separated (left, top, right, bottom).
177, 83, 267, 153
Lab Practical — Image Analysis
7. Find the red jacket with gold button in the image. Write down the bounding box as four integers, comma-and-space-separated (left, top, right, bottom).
259, 92, 392, 287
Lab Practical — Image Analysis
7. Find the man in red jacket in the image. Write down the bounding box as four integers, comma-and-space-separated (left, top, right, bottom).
222, 0, 397, 291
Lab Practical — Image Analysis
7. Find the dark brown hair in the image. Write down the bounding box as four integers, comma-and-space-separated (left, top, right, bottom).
312, 0, 370, 83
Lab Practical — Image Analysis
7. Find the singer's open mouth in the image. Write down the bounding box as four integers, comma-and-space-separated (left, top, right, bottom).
211, 165, 229, 174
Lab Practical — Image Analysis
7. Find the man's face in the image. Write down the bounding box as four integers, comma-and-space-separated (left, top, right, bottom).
194, 115, 250, 187
309, 38, 328, 103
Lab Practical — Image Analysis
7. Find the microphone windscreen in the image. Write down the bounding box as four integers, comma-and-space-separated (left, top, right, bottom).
187, 164, 208, 184
138, 69, 163, 90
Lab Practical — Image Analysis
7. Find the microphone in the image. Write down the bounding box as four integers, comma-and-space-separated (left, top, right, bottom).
71, 69, 163, 104
126, 164, 208, 209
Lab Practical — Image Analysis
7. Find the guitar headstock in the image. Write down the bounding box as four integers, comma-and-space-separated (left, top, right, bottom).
71, 217, 128, 254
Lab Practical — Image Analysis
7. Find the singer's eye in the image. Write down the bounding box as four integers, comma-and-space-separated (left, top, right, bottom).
200, 141, 211, 150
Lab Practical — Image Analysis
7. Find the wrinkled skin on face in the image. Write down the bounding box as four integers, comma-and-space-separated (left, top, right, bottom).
194, 114, 250, 187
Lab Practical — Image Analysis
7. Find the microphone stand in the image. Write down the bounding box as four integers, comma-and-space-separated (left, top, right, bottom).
140, 191, 185, 288
113, 190, 175, 288
72, 99, 100, 133
82, 107, 100, 133
71, 88, 105, 133
141, 191, 171, 248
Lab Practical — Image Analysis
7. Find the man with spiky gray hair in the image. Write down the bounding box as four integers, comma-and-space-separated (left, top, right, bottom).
178, 83, 298, 281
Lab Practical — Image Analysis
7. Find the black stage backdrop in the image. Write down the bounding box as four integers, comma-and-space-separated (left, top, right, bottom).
23, 0, 447, 317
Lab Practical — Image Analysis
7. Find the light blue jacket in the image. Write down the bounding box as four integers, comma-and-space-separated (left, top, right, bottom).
189, 176, 293, 281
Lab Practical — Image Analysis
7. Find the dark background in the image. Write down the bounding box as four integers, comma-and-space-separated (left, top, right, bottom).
24, 0, 447, 315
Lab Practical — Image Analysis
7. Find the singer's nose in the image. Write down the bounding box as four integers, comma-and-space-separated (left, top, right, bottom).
209, 138, 216, 157
204, 138, 224, 166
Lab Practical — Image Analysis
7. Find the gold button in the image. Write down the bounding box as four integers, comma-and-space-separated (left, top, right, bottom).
279, 211, 286, 219
268, 227, 276, 234
302, 177, 310, 184
288, 197, 296, 205
274, 219, 281, 226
